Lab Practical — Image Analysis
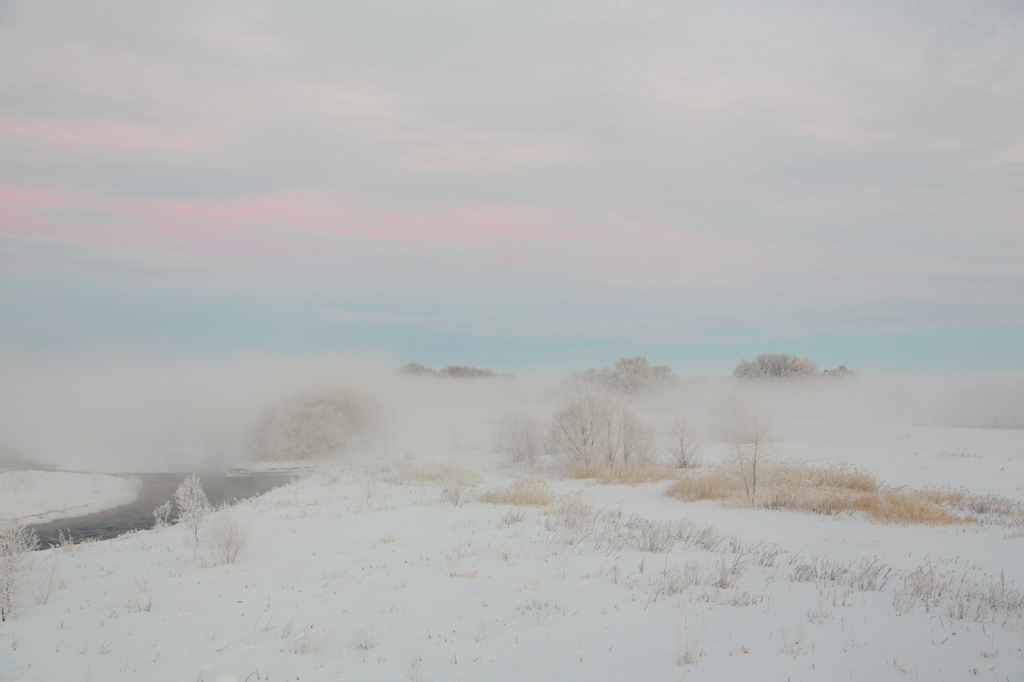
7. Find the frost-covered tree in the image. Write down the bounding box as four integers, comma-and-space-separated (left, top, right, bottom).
174, 474, 210, 547
550, 393, 613, 468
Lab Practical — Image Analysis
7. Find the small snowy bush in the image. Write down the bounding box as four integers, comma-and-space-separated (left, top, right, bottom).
0, 521, 38, 622
208, 507, 250, 565
152, 500, 172, 529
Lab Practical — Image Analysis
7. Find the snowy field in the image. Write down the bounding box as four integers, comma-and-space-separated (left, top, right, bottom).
0, 470, 139, 525
1, 416, 1023, 682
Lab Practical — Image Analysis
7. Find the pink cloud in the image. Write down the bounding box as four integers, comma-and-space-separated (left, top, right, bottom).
0, 185, 750, 282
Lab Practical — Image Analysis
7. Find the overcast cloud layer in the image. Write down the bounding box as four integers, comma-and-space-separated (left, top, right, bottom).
1, 1, 1021, 372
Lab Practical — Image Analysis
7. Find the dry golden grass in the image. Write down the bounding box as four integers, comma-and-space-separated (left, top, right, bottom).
770, 462, 878, 493
666, 461, 969, 525
566, 459, 676, 485
480, 479, 555, 507
853, 490, 964, 525
391, 462, 482, 487
596, 461, 677, 485
663, 467, 737, 501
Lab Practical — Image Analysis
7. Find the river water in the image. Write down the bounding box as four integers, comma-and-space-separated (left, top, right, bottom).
30, 471, 296, 548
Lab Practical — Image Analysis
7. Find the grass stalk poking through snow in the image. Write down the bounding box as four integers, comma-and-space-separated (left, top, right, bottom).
480, 479, 554, 507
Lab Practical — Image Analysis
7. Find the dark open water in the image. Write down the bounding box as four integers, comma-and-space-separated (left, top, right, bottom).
30, 471, 296, 549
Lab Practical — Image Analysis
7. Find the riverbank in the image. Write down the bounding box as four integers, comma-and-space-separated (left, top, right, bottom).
23, 471, 297, 547
0, 470, 139, 525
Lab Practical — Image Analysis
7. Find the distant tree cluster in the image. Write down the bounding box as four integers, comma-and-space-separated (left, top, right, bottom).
399, 363, 512, 379
566, 355, 676, 395
252, 389, 378, 461
733, 353, 855, 381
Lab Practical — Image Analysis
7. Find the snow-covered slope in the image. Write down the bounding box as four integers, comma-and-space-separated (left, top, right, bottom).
1, 421, 1022, 681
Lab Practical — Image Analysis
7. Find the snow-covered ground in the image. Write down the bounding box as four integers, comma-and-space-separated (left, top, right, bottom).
0, 470, 139, 525
1, 418, 1022, 682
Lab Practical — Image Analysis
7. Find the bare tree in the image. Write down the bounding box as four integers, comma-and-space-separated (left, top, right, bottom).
664, 417, 702, 468
728, 415, 774, 506
175, 474, 210, 547
551, 393, 655, 474
0, 522, 38, 622
550, 393, 616, 471
494, 412, 545, 465
606, 404, 654, 465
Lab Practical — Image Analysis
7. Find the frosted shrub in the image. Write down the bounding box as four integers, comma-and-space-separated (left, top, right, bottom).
550, 393, 614, 471
625, 516, 683, 553
545, 492, 596, 544
209, 507, 250, 565
152, 500, 172, 529
439, 466, 480, 506
175, 474, 210, 547
0, 522, 38, 622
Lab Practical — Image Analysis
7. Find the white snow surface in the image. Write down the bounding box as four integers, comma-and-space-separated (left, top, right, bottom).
2, 419, 1023, 681
0, 470, 139, 524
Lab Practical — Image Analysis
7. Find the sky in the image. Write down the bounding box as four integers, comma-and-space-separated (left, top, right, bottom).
1, 0, 1021, 375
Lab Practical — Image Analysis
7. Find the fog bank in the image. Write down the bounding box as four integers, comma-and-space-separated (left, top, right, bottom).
0, 355, 1020, 474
